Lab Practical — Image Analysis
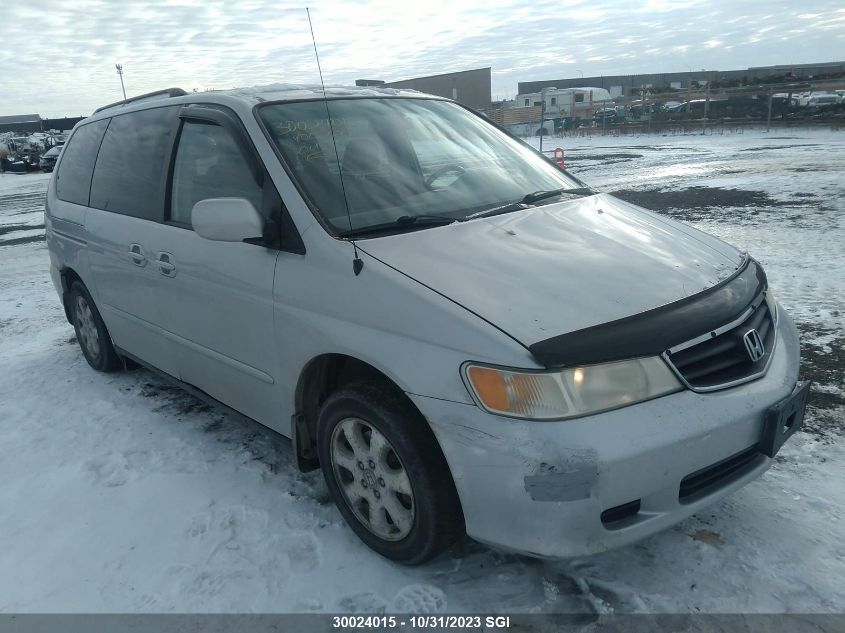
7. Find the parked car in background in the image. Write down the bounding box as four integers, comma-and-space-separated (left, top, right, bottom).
806, 92, 843, 114
46, 85, 808, 565
794, 92, 812, 107
553, 115, 581, 131
806, 92, 840, 107
626, 101, 663, 119
39, 146, 62, 172
593, 107, 623, 125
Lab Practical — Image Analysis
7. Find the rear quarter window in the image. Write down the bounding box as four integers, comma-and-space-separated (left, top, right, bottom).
89, 106, 177, 221
55, 119, 109, 206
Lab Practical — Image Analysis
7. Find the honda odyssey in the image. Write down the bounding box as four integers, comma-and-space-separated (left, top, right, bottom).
45, 85, 809, 564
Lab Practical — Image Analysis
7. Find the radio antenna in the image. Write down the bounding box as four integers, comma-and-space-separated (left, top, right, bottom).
306, 7, 363, 276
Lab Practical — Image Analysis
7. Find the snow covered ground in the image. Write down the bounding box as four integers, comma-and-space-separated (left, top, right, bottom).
0, 128, 843, 615
0, 172, 49, 247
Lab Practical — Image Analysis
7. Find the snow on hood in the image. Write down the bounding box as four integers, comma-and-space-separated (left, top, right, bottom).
358, 193, 744, 347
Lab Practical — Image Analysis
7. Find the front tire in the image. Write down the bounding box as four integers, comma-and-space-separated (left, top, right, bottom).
69, 281, 122, 372
317, 380, 464, 565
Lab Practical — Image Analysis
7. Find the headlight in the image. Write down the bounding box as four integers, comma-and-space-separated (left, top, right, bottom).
463, 357, 682, 420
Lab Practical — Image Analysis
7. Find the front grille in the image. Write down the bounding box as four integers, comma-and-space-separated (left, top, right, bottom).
679, 446, 762, 502
666, 295, 775, 390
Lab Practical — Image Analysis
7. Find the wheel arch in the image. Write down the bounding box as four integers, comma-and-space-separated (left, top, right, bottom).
59, 266, 85, 324
292, 353, 440, 473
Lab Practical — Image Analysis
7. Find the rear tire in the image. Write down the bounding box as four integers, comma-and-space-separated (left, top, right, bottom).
69, 281, 122, 372
317, 380, 464, 565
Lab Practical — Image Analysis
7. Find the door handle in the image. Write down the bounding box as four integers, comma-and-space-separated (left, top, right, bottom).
128, 244, 147, 266
156, 252, 177, 277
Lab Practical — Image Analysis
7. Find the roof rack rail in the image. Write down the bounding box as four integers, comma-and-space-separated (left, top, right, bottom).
93, 88, 188, 114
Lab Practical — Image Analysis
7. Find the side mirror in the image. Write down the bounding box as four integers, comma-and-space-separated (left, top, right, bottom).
191, 198, 264, 243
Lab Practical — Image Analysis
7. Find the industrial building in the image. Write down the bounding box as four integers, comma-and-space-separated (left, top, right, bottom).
0, 114, 44, 134
0, 114, 85, 134
518, 61, 845, 99
356, 67, 492, 112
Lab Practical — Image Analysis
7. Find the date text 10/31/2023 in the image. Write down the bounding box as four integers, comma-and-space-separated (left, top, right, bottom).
332, 615, 512, 629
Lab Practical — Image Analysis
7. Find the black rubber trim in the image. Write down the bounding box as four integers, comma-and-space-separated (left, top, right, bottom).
528, 256, 766, 368
679, 445, 763, 503
177, 105, 264, 187
600, 499, 641, 526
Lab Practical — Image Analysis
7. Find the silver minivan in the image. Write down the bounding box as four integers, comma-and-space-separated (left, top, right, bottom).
46, 86, 809, 564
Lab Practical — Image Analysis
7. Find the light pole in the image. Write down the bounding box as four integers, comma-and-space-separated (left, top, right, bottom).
538, 87, 548, 153
115, 64, 127, 100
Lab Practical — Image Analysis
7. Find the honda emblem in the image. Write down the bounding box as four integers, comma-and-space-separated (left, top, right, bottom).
743, 329, 765, 362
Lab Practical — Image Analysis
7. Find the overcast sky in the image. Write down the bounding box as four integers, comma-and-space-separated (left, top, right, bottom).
2, 0, 843, 117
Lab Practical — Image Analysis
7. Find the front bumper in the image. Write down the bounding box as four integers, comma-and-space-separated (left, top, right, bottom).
411, 310, 801, 559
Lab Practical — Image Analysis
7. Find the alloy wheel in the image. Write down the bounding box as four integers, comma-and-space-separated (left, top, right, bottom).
330, 417, 415, 541
75, 295, 101, 359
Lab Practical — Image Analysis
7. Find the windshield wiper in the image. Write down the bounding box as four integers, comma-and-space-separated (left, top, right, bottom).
465, 187, 594, 220
338, 214, 457, 238
521, 187, 594, 204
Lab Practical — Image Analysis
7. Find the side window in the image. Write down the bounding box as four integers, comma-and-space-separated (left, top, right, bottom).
169, 121, 263, 226
55, 119, 108, 206
89, 106, 176, 220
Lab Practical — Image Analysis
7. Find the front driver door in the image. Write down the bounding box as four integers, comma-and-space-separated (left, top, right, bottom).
143, 109, 283, 426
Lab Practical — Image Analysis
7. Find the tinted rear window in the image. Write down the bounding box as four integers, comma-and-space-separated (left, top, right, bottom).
55, 119, 108, 206
90, 106, 176, 220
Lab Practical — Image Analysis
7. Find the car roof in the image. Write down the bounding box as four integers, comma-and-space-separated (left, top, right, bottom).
83, 83, 443, 126
221, 83, 433, 103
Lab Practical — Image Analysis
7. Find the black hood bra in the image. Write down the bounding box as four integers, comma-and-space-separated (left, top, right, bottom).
528, 256, 766, 368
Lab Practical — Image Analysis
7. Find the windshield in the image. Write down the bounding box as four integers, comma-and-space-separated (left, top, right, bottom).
258, 98, 583, 235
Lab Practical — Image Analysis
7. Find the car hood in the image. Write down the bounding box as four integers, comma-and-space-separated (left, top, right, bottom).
358, 193, 745, 349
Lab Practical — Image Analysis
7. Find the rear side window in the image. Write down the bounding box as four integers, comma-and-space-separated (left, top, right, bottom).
90, 106, 176, 220
55, 119, 108, 206
169, 120, 263, 226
